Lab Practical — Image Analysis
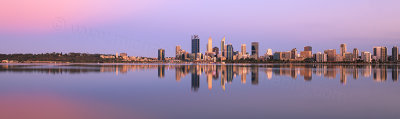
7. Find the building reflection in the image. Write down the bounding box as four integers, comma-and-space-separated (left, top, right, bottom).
1, 64, 399, 92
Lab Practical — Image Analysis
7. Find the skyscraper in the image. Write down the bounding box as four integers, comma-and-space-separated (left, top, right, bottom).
324, 49, 336, 62
353, 48, 359, 60
221, 36, 226, 57
158, 49, 165, 61
227, 44, 233, 60
340, 44, 347, 56
393, 46, 399, 62
251, 42, 259, 59
304, 46, 312, 53
373, 46, 387, 62
361, 51, 371, 62
291, 48, 297, 59
207, 37, 212, 53
241, 44, 246, 55
191, 35, 200, 54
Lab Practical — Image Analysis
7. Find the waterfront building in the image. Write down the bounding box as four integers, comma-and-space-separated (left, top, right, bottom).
361, 51, 372, 62
227, 44, 234, 60
340, 44, 347, 56
316, 52, 327, 62
300, 51, 312, 59
291, 48, 297, 59
241, 44, 246, 55
304, 46, 312, 53
221, 37, 226, 57
191, 35, 200, 54
213, 47, 219, 57
251, 42, 259, 59
324, 49, 337, 62
207, 37, 213, 53
353, 48, 359, 60
392, 46, 399, 62
373, 46, 388, 62
344, 52, 354, 62
158, 49, 165, 61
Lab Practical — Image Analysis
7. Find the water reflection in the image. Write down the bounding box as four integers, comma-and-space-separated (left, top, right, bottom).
1, 64, 399, 91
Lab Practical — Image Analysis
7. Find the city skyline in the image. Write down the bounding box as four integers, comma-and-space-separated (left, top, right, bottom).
1, 0, 400, 57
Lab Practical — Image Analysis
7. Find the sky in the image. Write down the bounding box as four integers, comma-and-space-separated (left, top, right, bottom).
1, 0, 400, 57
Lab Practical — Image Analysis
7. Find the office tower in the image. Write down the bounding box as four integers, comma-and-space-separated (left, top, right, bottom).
191, 35, 200, 54
291, 48, 297, 59
176, 45, 182, 59
393, 46, 399, 62
241, 44, 246, 55
213, 47, 219, 56
373, 46, 387, 62
361, 51, 372, 62
207, 37, 213, 53
251, 42, 259, 59
316, 52, 327, 62
116, 52, 119, 58
304, 46, 312, 53
340, 44, 347, 56
353, 48, 359, 60
221, 36, 226, 57
158, 49, 165, 61
227, 44, 234, 60
324, 49, 337, 62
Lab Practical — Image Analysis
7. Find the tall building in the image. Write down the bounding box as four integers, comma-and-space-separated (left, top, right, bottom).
324, 49, 337, 62
353, 48, 359, 60
304, 46, 312, 53
291, 48, 297, 59
241, 44, 246, 55
393, 46, 399, 62
340, 44, 347, 56
191, 35, 200, 54
221, 36, 226, 57
361, 51, 371, 62
316, 52, 327, 62
266, 49, 273, 56
207, 37, 213, 53
373, 46, 387, 62
251, 42, 259, 59
227, 44, 234, 60
212, 47, 219, 56
158, 49, 165, 61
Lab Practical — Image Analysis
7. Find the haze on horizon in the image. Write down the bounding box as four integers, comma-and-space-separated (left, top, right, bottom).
1, 0, 399, 57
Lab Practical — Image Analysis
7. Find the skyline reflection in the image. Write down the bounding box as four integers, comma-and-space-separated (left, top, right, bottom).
1, 64, 399, 91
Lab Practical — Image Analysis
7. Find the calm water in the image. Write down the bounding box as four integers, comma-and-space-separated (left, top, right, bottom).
0, 64, 399, 119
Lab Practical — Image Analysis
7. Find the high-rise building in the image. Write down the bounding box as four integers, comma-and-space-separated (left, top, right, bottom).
158, 49, 165, 61
251, 42, 259, 59
300, 51, 312, 59
291, 48, 297, 59
227, 44, 234, 60
392, 46, 399, 62
304, 46, 312, 53
207, 37, 212, 53
373, 46, 387, 62
266, 49, 273, 56
221, 36, 226, 57
316, 52, 327, 62
324, 49, 337, 62
241, 44, 246, 55
213, 47, 219, 56
191, 35, 200, 54
353, 48, 359, 60
340, 44, 347, 56
361, 51, 371, 62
